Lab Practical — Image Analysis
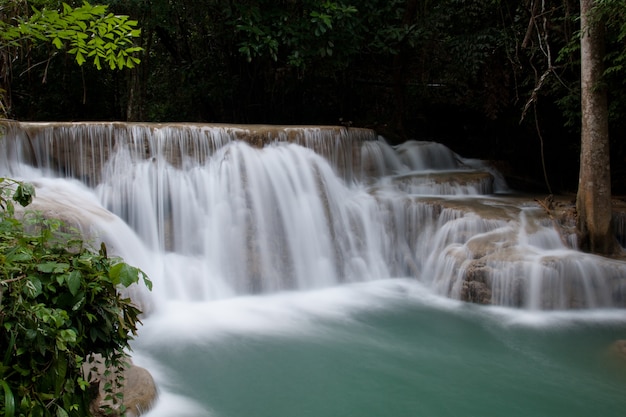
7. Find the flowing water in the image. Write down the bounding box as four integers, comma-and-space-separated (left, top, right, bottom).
1, 122, 625, 416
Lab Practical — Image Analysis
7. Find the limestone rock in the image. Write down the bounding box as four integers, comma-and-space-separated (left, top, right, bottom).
83, 354, 158, 417
116, 365, 158, 417
461, 279, 492, 304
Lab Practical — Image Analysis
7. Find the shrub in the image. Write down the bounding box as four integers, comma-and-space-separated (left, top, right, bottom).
0, 178, 151, 417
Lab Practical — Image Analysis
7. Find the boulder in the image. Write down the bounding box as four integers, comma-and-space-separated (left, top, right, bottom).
83, 354, 158, 417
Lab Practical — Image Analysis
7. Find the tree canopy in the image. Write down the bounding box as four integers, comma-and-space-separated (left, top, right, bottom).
0, 0, 142, 117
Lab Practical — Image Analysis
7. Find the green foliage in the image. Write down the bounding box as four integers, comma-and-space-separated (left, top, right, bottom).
0, 179, 151, 417
232, 0, 358, 67
598, 0, 626, 131
0, 1, 143, 70
550, 0, 626, 131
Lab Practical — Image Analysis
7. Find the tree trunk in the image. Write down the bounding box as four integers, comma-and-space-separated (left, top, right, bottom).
576, 0, 616, 254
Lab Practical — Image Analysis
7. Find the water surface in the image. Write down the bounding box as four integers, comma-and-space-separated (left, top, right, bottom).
133, 280, 626, 417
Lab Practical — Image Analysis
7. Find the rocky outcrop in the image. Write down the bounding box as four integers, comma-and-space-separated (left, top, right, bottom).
422, 196, 626, 308
461, 277, 492, 304
83, 354, 158, 417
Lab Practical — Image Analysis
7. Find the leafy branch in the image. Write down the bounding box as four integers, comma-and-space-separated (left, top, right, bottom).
0, 1, 143, 70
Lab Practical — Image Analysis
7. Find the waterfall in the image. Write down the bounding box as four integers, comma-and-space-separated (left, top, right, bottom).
1, 121, 625, 309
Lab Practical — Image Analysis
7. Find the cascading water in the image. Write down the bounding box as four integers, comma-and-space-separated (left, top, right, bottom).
1, 121, 625, 417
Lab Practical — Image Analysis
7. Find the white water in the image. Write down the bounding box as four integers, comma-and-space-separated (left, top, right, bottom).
1, 122, 624, 308
1, 122, 625, 416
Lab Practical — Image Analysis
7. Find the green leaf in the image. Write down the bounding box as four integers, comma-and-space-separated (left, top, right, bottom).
12, 183, 35, 207
71, 295, 85, 311
0, 380, 15, 417
54, 354, 68, 395
37, 262, 70, 274
56, 405, 69, 417
57, 329, 77, 347
142, 273, 153, 291
25, 276, 43, 298
12, 364, 30, 377
109, 263, 140, 287
75, 51, 86, 66
67, 270, 81, 296
7, 250, 33, 263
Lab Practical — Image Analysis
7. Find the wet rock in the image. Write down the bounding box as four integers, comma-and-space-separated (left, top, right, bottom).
115, 365, 158, 417
465, 230, 518, 260
461, 279, 492, 304
83, 354, 158, 417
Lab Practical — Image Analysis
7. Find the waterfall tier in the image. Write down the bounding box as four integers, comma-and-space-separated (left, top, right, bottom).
1, 121, 624, 309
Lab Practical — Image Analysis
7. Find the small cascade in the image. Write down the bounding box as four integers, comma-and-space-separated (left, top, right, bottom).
421, 203, 626, 308
363, 140, 506, 195
0, 122, 377, 185
395, 140, 459, 170
1, 121, 624, 309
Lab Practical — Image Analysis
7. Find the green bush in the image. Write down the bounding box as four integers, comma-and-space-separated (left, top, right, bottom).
0, 178, 151, 417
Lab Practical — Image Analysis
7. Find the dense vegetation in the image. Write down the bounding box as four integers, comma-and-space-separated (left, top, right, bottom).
0, 178, 151, 416
2, 1, 626, 191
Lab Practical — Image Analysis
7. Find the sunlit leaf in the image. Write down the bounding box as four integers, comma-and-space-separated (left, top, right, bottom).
109, 263, 140, 287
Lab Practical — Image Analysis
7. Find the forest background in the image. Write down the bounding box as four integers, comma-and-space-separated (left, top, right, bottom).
2, 0, 626, 194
